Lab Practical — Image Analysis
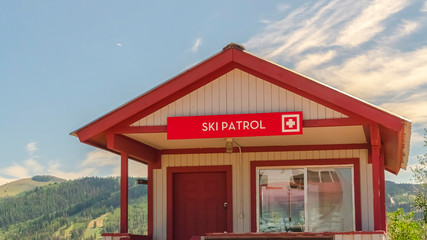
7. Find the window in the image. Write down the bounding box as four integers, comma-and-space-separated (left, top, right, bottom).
257, 166, 354, 233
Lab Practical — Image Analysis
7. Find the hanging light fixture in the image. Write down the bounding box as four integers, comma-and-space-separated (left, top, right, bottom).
226, 138, 234, 154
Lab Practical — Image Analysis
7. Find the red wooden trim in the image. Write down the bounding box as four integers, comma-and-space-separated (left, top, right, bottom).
151, 151, 162, 170
250, 159, 361, 232
250, 160, 257, 232
102, 233, 152, 240
113, 125, 168, 134
161, 144, 369, 155
380, 149, 386, 230
167, 166, 233, 240
75, 47, 405, 140
370, 124, 385, 231
353, 159, 362, 231
75, 50, 234, 142
303, 118, 368, 127
147, 163, 154, 238
120, 63, 237, 128
232, 50, 404, 132
395, 126, 405, 173
107, 134, 158, 163
120, 153, 129, 234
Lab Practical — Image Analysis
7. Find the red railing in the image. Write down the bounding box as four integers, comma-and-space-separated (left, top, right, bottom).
102, 233, 152, 240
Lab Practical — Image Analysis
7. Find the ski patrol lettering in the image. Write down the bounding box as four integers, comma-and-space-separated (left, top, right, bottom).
167, 112, 302, 140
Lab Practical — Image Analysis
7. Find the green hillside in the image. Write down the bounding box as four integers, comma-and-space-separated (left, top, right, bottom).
0, 177, 147, 240
385, 180, 423, 218
0, 175, 66, 198
0, 176, 420, 240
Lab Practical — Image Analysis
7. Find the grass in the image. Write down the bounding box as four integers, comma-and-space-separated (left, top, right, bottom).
0, 178, 55, 198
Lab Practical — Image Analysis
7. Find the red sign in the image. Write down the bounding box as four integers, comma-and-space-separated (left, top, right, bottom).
167, 112, 303, 140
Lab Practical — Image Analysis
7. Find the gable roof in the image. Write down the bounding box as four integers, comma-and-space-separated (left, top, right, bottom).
72, 43, 411, 174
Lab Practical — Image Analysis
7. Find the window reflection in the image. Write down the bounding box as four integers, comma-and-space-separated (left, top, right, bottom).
259, 169, 305, 232
306, 168, 353, 232
258, 167, 354, 233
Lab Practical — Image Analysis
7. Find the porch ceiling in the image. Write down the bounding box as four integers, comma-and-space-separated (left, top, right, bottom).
124, 125, 366, 150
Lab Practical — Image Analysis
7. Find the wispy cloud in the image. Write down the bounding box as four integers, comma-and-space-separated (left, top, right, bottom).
1, 165, 29, 179
26, 142, 38, 155
1, 142, 44, 179
311, 47, 427, 100
245, 0, 427, 120
0, 176, 16, 186
81, 149, 120, 167
422, 1, 427, 12
191, 38, 202, 52
246, 0, 367, 60
245, 0, 427, 173
335, 0, 408, 47
380, 93, 427, 127
294, 50, 336, 72
0, 144, 147, 185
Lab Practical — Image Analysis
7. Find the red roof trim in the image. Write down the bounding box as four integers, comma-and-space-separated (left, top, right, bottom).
106, 134, 158, 163
232, 50, 405, 132
74, 47, 409, 172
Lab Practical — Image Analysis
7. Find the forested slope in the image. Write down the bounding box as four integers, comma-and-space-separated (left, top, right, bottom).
0, 177, 147, 240
0, 177, 419, 239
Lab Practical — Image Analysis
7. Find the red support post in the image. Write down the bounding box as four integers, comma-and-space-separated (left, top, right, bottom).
370, 124, 385, 231
379, 149, 387, 230
120, 152, 129, 233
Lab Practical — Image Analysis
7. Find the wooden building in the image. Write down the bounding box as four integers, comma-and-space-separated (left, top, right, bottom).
72, 43, 411, 240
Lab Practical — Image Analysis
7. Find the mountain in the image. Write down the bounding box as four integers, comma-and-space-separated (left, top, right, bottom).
385, 180, 421, 214
0, 176, 147, 240
0, 175, 66, 198
0, 177, 420, 240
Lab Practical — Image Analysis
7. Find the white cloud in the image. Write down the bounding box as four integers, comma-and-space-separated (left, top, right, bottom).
244, 0, 427, 184
422, 1, 427, 12
398, 20, 419, 36
26, 142, 38, 155
276, 3, 290, 12
410, 130, 426, 144
191, 38, 202, 52
25, 158, 44, 175
380, 92, 427, 127
47, 161, 98, 180
129, 160, 148, 177
1, 165, 29, 179
245, 0, 368, 60
335, 0, 408, 47
81, 149, 120, 167
0, 143, 146, 181
0, 176, 16, 186
310, 47, 427, 104
294, 50, 336, 72
111, 160, 147, 178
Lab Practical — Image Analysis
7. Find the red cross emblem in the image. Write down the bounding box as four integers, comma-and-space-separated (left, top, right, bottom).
282, 114, 301, 133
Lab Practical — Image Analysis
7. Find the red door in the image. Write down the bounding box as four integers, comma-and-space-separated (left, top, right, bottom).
173, 172, 228, 240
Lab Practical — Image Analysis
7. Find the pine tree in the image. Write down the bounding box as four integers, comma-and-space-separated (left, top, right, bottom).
412, 129, 427, 223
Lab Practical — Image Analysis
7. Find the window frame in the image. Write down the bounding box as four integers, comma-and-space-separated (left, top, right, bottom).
250, 158, 361, 232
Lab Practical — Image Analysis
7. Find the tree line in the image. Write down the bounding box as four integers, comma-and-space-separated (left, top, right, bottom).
0, 177, 147, 240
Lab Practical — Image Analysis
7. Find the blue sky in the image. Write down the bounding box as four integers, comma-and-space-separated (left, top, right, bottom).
1, 0, 426, 185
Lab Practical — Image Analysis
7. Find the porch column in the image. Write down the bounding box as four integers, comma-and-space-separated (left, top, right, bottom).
120, 152, 129, 233
370, 124, 386, 230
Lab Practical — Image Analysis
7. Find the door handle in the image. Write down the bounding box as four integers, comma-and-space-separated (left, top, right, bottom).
224, 202, 228, 208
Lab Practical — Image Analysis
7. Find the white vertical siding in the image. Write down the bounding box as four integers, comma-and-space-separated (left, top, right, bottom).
334, 233, 387, 240
152, 149, 373, 240
131, 69, 347, 126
